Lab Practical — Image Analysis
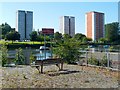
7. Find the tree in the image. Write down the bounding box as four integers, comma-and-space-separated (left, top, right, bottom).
74, 33, 85, 40
73, 33, 92, 43
45, 35, 50, 42
0, 23, 11, 39
63, 34, 71, 41
105, 22, 119, 43
86, 38, 92, 42
36, 35, 44, 43
29, 31, 38, 41
74, 33, 88, 43
53, 38, 81, 64
99, 38, 108, 43
5, 31, 20, 43
54, 32, 62, 41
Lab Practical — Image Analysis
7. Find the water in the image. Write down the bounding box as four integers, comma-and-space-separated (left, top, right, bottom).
34, 50, 52, 60
8, 49, 52, 61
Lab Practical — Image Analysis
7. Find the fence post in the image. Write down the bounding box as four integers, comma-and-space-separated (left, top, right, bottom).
86, 51, 88, 66
107, 51, 110, 68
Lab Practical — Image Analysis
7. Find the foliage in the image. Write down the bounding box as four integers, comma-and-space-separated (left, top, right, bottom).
86, 38, 92, 42
74, 33, 85, 42
15, 48, 25, 65
30, 52, 36, 64
30, 31, 51, 43
29, 31, 38, 41
74, 33, 92, 43
0, 44, 8, 66
5, 31, 20, 41
105, 22, 119, 43
63, 34, 71, 40
54, 32, 62, 41
88, 55, 112, 67
100, 55, 107, 67
44, 35, 50, 42
37, 35, 44, 42
99, 38, 108, 43
109, 46, 114, 52
53, 38, 81, 64
0, 23, 11, 39
88, 56, 99, 65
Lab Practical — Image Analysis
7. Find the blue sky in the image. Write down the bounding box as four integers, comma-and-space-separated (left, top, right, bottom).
1, 2, 118, 34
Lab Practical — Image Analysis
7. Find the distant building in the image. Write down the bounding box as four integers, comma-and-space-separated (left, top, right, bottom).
16, 10, 33, 40
41, 28, 54, 35
85, 11, 105, 41
26, 11, 33, 40
60, 16, 75, 37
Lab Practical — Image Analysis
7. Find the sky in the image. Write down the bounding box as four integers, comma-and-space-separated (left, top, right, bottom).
0, 2, 118, 34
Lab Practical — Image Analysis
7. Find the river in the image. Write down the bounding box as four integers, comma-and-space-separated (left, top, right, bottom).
7, 48, 52, 64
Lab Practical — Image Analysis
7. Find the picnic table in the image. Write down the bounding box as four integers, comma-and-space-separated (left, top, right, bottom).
31, 58, 64, 73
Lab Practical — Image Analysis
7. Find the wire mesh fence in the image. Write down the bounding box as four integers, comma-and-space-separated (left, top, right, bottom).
78, 45, 120, 70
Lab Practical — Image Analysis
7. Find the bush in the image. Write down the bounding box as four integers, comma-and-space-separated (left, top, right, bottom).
15, 48, 25, 65
100, 55, 107, 67
0, 44, 8, 66
88, 56, 99, 65
30, 52, 36, 64
100, 55, 112, 67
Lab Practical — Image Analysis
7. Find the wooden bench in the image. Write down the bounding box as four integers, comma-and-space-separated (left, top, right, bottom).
31, 58, 64, 73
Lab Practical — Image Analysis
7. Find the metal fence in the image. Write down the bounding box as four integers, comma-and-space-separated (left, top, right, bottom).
79, 48, 120, 69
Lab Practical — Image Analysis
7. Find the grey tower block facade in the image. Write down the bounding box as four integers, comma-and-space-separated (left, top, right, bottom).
60, 16, 70, 35
26, 11, 33, 40
60, 16, 75, 37
69, 17, 75, 37
16, 10, 33, 40
16, 10, 26, 40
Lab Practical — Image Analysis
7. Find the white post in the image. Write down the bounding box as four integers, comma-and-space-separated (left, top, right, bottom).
86, 51, 88, 66
44, 34, 46, 59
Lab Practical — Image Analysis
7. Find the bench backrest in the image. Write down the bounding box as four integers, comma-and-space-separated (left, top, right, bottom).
35, 58, 63, 65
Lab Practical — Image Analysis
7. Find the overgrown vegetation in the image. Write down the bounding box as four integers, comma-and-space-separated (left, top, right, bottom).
88, 56, 99, 65
100, 55, 107, 67
15, 48, 25, 65
53, 34, 82, 64
30, 52, 36, 64
88, 55, 112, 67
1, 44, 8, 66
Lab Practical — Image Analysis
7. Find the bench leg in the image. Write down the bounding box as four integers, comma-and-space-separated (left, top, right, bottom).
41, 64, 43, 74
60, 62, 63, 70
56, 64, 60, 70
36, 66, 40, 73
56, 63, 63, 71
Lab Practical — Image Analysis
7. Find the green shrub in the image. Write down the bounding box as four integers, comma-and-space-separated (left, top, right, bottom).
1, 44, 8, 66
15, 48, 25, 65
88, 56, 99, 65
100, 55, 107, 67
30, 52, 36, 64
100, 55, 112, 67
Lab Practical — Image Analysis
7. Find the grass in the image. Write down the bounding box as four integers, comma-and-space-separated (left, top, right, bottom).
0, 40, 52, 49
0, 40, 44, 45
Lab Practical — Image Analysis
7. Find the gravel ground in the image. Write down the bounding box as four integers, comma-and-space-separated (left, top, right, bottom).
1, 64, 120, 88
